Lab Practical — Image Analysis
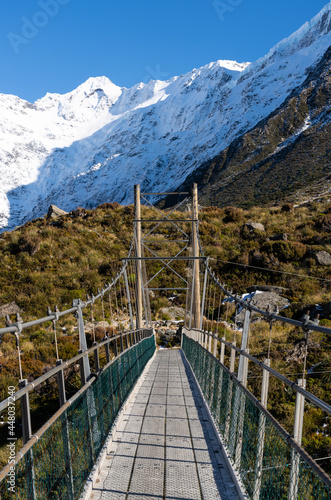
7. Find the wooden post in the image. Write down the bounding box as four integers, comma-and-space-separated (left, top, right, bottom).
134, 185, 143, 329
191, 183, 200, 329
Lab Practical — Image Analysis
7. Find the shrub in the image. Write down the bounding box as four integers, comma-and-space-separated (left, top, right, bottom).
223, 207, 244, 223
281, 203, 294, 212
260, 241, 307, 263
316, 214, 331, 232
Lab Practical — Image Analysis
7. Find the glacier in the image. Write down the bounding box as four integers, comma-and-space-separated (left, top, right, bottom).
0, 3, 331, 230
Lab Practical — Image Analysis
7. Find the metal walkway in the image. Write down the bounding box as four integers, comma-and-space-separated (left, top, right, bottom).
90, 349, 240, 500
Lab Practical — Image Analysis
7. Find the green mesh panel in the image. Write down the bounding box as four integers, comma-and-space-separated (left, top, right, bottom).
0, 335, 155, 500
182, 334, 331, 500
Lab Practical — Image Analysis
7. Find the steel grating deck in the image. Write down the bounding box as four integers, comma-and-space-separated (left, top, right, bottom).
90, 349, 240, 500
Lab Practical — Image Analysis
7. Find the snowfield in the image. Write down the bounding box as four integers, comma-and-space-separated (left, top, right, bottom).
0, 4, 331, 230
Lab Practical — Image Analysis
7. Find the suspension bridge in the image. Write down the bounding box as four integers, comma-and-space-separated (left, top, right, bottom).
0, 184, 330, 499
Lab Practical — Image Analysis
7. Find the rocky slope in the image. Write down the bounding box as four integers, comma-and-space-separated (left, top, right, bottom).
168, 45, 331, 208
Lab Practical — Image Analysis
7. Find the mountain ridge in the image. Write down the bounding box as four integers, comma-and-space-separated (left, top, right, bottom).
1, 3, 331, 230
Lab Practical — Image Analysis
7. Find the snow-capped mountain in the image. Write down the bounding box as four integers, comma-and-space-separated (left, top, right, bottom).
1, 3, 331, 230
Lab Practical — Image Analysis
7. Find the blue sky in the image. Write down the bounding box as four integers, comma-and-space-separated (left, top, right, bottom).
0, 0, 328, 102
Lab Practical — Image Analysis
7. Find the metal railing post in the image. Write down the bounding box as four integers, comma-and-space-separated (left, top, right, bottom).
230, 342, 236, 373
288, 379, 306, 500
104, 337, 110, 364
208, 332, 212, 353
204, 330, 208, 350
238, 308, 251, 383
56, 360, 66, 407
120, 332, 124, 353
220, 337, 225, 364
224, 341, 236, 442
213, 334, 217, 357
19, 379, 32, 445
78, 349, 87, 387
93, 343, 100, 372
235, 353, 249, 467
253, 359, 270, 500
114, 338, 118, 357
73, 299, 91, 381
56, 360, 75, 499
19, 379, 36, 500
234, 308, 251, 467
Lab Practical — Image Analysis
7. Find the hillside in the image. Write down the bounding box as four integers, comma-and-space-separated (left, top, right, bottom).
1, 200, 331, 323
0, 201, 331, 471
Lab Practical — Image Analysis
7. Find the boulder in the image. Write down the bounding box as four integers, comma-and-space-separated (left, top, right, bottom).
242, 222, 265, 234
236, 291, 289, 324
0, 301, 22, 319
247, 285, 288, 294
314, 251, 331, 266
159, 306, 185, 320
47, 205, 68, 219
84, 321, 110, 333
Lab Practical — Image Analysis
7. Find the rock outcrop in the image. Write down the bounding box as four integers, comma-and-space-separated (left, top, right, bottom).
47, 205, 68, 219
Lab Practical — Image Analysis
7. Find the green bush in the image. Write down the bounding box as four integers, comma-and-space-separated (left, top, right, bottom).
260, 240, 307, 263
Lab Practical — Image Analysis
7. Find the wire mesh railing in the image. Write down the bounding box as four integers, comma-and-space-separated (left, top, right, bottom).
0, 230, 156, 500
0, 332, 155, 499
182, 332, 331, 499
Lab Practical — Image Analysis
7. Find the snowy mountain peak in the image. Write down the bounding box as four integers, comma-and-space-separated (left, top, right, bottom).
259, 2, 331, 65
34, 76, 123, 125
0, 5, 331, 231
212, 60, 250, 72
67, 76, 122, 101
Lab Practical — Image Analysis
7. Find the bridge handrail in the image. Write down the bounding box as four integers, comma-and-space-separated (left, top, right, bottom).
182, 332, 331, 493
197, 225, 331, 337
185, 327, 331, 415
0, 328, 148, 413
0, 330, 154, 482
0, 262, 129, 336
